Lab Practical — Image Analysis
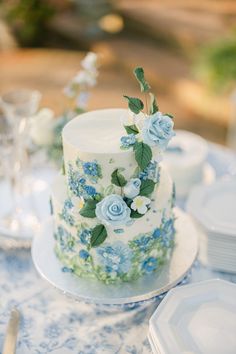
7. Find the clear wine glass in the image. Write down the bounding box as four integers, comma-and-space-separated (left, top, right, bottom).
0, 89, 42, 239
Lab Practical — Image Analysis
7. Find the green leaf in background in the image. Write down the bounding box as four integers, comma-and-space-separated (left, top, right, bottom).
165, 113, 174, 119
111, 169, 127, 187
123, 95, 144, 114
79, 199, 98, 218
149, 93, 159, 114
139, 179, 155, 196
124, 124, 139, 135
130, 210, 144, 219
133, 67, 151, 92
134, 142, 152, 170
90, 224, 107, 247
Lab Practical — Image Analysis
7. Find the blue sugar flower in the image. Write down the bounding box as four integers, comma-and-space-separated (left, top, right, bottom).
95, 194, 131, 227
79, 249, 90, 260
97, 241, 132, 275
83, 162, 99, 176
79, 229, 91, 245
142, 257, 158, 273
84, 185, 97, 196
56, 226, 75, 251
142, 112, 175, 150
152, 228, 161, 239
120, 134, 136, 149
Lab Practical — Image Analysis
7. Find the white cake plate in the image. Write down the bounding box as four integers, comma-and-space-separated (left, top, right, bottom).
32, 208, 199, 305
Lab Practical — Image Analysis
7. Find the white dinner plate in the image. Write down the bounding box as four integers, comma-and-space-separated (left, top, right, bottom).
149, 279, 236, 354
187, 176, 236, 236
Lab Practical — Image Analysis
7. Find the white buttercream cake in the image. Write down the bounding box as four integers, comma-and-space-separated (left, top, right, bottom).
51, 108, 176, 284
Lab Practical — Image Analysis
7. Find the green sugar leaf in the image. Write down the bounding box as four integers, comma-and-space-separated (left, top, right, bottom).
130, 210, 144, 219
139, 179, 155, 196
133, 67, 151, 92
90, 224, 107, 247
124, 124, 139, 135
111, 169, 127, 187
123, 95, 144, 114
149, 92, 159, 114
134, 142, 152, 170
79, 199, 98, 218
165, 113, 174, 119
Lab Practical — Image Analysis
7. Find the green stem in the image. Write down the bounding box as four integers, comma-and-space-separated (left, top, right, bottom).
145, 92, 149, 115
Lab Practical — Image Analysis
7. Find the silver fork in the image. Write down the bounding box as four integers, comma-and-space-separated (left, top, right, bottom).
2, 308, 20, 354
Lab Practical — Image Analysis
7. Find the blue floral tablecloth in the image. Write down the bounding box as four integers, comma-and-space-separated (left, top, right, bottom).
0, 144, 236, 354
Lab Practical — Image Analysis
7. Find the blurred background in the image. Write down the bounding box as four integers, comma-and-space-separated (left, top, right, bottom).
0, 0, 236, 146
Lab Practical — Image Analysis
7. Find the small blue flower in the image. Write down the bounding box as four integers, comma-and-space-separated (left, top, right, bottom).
152, 228, 161, 239
83, 161, 99, 176
120, 134, 136, 149
79, 249, 90, 260
79, 229, 91, 245
64, 198, 73, 209
56, 226, 75, 251
79, 177, 86, 184
84, 185, 97, 196
97, 241, 133, 275
142, 257, 158, 273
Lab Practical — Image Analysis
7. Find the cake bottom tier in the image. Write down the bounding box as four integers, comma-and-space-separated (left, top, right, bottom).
51, 172, 176, 284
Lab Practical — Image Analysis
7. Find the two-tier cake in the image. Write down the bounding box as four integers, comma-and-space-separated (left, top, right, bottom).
51, 68, 176, 284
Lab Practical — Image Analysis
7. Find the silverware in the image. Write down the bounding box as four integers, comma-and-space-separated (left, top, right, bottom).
2, 308, 20, 354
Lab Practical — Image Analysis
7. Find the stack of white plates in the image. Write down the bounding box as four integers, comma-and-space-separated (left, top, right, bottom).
149, 279, 236, 354
163, 130, 215, 198
187, 176, 236, 273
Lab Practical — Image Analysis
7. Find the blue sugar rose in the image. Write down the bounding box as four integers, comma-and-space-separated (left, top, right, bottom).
142, 112, 175, 150
95, 194, 131, 227
124, 178, 141, 199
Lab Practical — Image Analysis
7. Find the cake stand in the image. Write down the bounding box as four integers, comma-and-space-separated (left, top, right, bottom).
32, 208, 199, 305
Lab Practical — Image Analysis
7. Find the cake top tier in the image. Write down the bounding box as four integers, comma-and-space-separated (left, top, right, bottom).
62, 108, 129, 154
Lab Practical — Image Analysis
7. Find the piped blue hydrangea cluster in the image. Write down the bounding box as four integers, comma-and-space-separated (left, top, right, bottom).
67, 163, 100, 199
77, 158, 102, 183
138, 160, 160, 183
97, 241, 132, 276
55, 226, 75, 252
78, 228, 92, 245
59, 198, 75, 226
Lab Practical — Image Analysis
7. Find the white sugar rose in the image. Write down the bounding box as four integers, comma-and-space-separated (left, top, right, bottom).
30, 108, 54, 146
142, 112, 175, 150
95, 194, 131, 227
124, 178, 141, 199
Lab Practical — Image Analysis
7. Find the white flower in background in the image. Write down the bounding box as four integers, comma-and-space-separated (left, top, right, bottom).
81, 52, 98, 73
73, 70, 97, 87
76, 92, 90, 110
30, 108, 54, 146
63, 85, 75, 98
131, 196, 151, 214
